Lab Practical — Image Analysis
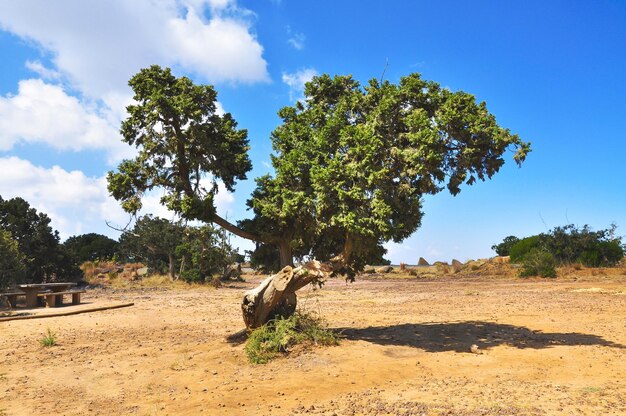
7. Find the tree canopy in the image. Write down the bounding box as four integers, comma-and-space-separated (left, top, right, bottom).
107, 65, 252, 234
63, 233, 119, 263
0, 196, 81, 283
242, 73, 530, 275
108, 66, 530, 277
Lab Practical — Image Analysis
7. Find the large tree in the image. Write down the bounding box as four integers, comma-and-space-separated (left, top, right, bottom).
0, 196, 81, 283
63, 233, 119, 263
108, 66, 530, 328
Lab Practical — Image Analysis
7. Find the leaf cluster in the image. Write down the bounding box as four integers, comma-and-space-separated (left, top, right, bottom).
107, 65, 251, 222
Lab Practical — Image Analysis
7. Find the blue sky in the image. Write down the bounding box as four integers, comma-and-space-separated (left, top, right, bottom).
0, 0, 624, 263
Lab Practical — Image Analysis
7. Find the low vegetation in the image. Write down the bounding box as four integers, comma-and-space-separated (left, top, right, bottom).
493, 224, 624, 278
39, 329, 57, 347
245, 311, 339, 364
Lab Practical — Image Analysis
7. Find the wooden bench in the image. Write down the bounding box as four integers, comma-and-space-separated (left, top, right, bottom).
37, 290, 86, 307
0, 291, 26, 308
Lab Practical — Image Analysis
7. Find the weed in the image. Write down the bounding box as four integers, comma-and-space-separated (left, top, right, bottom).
245, 311, 339, 364
40, 328, 57, 347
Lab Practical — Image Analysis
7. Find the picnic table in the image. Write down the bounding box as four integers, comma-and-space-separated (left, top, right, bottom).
18, 283, 79, 308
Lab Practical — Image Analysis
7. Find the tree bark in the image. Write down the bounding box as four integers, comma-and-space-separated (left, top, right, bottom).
241, 233, 354, 329
278, 240, 293, 268
241, 261, 331, 329
168, 253, 176, 280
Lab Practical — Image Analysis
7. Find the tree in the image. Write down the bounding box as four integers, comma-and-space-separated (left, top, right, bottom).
491, 235, 520, 256
108, 66, 530, 328
118, 215, 184, 279
0, 196, 80, 283
0, 229, 25, 290
63, 233, 119, 263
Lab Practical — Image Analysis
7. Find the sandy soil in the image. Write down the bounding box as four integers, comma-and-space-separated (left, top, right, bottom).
1, 271, 625, 416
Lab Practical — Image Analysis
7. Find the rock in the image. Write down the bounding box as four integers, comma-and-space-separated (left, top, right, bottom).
493, 256, 510, 264
136, 267, 148, 276
362, 266, 376, 274
451, 259, 463, 272
470, 344, 481, 354
376, 265, 394, 274
417, 257, 430, 266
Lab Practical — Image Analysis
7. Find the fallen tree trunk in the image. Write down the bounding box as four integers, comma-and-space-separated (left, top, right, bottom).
241, 260, 331, 329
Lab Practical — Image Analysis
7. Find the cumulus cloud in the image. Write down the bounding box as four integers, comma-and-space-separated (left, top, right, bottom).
0, 157, 237, 240
0, 79, 132, 162
0, 0, 269, 102
282, 68, 318, 101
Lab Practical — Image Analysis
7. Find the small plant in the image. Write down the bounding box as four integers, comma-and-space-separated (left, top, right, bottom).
40, 328, 57, 347
245, 311, 338, 364
519, 249, 556, 278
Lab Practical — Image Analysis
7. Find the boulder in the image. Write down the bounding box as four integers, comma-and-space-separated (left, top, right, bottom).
417, 257, 430, 266
136, 267, 149, 276
376, 265, 394, 274
451, 259, 463, 272
362, 266, 376, 274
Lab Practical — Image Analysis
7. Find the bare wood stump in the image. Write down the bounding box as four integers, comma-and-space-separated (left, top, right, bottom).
241, 261, 331, 329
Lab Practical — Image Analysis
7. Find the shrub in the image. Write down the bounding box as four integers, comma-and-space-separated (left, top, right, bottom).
509, 236, 541, 263
491, 235, 520, 256
540, 224, 624, 266
519, 249, 556, 278
245, 312, 338, 364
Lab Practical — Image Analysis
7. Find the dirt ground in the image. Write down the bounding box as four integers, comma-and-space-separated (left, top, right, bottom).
1, 270, 625, 416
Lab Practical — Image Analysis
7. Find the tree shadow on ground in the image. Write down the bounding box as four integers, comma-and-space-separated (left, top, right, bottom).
335, 321, 625, 353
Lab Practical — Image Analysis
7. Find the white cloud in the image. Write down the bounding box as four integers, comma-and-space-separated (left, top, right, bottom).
282, 68, 318, 101
0, 79, 132, 163
0, 0, 269, 102
25, 60, 61, 80
286, 26, 305, 50
0, 157, 237, 240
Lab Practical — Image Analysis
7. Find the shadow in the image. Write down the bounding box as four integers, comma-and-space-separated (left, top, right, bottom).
226, 328, 249, 345
335, 321, 625, 352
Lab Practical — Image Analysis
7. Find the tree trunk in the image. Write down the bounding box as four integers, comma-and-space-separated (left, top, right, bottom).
278, 240, 293, 268
241, 261, 331, 329
168, 253, 176, 280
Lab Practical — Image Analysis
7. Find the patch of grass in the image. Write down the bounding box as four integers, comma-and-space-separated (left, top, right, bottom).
245, 311, 339, 364
40, 328, 57, 347
580, 386, 603, 394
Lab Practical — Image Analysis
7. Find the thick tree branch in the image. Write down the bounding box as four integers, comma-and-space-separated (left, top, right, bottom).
212, 213, 268, 244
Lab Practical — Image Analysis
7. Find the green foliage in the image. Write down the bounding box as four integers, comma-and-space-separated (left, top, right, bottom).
107, 65, 251, 223
539, 224, 624, 267
245, 312, 339, 364
108, 66, 529, 274
0, 196, 81, 283
0, 229, 25, 289
176, 226, 235, 282
491, 235, 520, 256
509, 236, 541, 263
62, 233, 119, 263
519, 249, 557, 278
509, 224, 624, 268
39, 328, 57, 347
245, 73, 530, 274
119, 215, 184, 277
119, 215, 238, 282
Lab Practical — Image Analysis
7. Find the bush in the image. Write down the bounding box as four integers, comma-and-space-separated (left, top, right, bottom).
491, 235, 520, 256
509, 236, 541, 263
519, 249, 557, 278
245, 312, 338, 364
